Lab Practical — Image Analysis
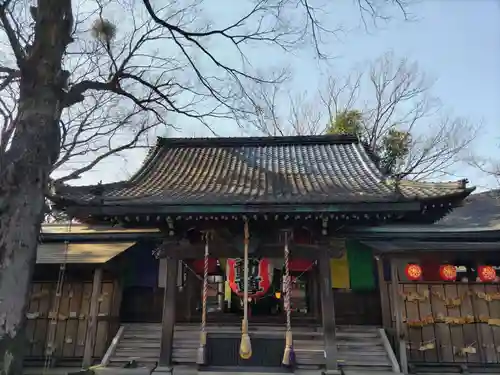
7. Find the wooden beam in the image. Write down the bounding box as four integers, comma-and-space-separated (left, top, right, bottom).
159, 243, 341, 259
65, 201, 420, 216
390, 258, 408, 374
376, 256, 391, 329
83, 267, 103, 368
317, 256, 339, 374
158, 257, 179, 369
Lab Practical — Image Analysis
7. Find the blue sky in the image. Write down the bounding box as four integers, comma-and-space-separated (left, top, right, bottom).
80, 0, 500, 191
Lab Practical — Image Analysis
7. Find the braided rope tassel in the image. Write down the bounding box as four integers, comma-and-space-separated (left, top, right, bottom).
196, 231, 210, 364
282, 230, 294, 366
239, 220, 252, 359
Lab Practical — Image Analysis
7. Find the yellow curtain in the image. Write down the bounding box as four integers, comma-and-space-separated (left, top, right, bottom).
330, 253, 350, 289
219, 258, 226, 272
224, 281, 232, 301
219, 258, 231, 301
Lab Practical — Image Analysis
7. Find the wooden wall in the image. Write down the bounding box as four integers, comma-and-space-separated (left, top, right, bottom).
25, 280, 120, 365
386, 281, 500, 365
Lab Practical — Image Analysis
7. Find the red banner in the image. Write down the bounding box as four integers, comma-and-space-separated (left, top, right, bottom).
227, 258, 272, 299
192, 258, 218, 274
289, 259, 313, 272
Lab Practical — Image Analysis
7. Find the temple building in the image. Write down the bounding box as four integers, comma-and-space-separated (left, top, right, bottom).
26, 135, 500, 374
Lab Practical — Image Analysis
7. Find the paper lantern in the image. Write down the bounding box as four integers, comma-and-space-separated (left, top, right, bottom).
405, 264, 422, 281
478, 265, 496, 282
192, 258, 218, 274
439, 264, 457, 281
227, 258, 273, 299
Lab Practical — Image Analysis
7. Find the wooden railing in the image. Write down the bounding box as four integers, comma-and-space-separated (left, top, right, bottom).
379, 328, 401, 373
100, 325, 125, 366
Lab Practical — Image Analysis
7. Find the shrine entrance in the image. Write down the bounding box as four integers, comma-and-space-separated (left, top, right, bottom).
244, 269, 312, 323
186, 257, 317, 324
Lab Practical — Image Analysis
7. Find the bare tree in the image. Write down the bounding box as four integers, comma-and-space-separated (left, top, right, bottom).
243, 84, 324, 136
251, 52, 479, 180
0, 0, 412, 372
323, 52, 479, 180
466, 155, 500, 187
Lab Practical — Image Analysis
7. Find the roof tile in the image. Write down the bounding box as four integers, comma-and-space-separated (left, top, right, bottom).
56, 135, 472, 206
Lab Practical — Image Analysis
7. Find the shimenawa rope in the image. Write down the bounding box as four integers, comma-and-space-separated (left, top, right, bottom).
282, 230, 294, 366
196, 230, 210, 364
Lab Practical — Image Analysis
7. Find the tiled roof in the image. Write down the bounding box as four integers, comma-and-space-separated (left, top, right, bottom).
438, 189, 500, 229
55, 135, 473, 206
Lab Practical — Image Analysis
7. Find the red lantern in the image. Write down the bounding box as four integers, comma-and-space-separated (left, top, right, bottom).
227, 258, 273, 299
192, 258, 218, 274
478, 266, 497, 282
289, 259, 314, 272
439, 264, 457, 281
405, 264, 422, 281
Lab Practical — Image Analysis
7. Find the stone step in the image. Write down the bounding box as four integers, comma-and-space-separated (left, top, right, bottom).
108, 323, 395, 372
342, 371, 399, 375
94, 367, 153, 375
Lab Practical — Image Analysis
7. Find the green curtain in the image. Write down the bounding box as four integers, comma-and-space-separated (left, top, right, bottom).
347, 239, 376, 290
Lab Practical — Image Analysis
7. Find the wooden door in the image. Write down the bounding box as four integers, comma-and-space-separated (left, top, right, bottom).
119, 286, 163, 323
333, 289, 382, 325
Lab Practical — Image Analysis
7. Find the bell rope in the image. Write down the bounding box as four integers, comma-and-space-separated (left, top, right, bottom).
239, 220, 252, 359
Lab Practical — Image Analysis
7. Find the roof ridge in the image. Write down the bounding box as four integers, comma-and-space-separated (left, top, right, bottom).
156, 134, 360, 147
397, 179, 470, 189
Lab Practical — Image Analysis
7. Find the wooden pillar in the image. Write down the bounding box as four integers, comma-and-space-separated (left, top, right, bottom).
158, 257, 179, 370
390, 258, 408, 374
314, 266, 322, 323
83, 267, 103, 368
110, 279, 123, 338
376, 256, 391, 329
317, 256, 340, 374
186, 268, 195, 322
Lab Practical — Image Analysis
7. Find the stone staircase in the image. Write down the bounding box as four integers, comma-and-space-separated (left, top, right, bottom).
105, 323, 400, 373
294, 325, 399, 373
107, 323, 160, 369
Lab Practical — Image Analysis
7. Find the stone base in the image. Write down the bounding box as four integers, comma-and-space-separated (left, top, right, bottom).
322, 370, 341, 375
93, 368, 154, 375
151, 366, 173, 374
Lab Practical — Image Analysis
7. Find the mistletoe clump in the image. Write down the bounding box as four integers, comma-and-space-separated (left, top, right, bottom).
91, 18, 116, 43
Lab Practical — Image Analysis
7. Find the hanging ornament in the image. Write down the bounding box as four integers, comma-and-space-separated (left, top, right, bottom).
227, 258, 273, 299
405, 264, 422, 281
439, 264, 457, 281
478, 265, 497, 282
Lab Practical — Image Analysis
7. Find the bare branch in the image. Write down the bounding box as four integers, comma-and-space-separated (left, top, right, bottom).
247, 51, 479, 180
357, 0, 414, 30
0, 0, 415, 185
0, 0, 26, 67
0, 1, 419, 371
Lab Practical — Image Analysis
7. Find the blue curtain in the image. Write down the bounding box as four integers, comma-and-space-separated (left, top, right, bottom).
121, 242, 159, 288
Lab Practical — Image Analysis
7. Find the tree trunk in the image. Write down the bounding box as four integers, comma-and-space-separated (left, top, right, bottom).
0, 89, 63, 374
0, 107, 63, 375
0, 184, 45, 375
0, 0, 75, 373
